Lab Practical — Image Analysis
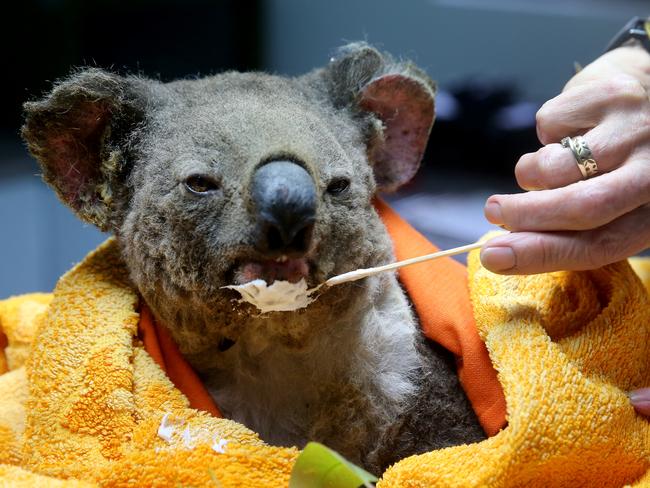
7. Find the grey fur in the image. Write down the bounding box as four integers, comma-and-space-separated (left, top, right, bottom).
22, 43, 485, 474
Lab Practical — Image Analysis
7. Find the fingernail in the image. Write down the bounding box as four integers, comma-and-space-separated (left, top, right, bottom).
480, 247, 516, 272
630, 388, 650, 415
484, 201, 504, 225
629, 388, 650, 403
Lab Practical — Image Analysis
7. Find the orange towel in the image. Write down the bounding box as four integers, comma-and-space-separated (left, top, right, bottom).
139, 304, 222, 418
376, 199, 506, 436
139, 200, 507, 437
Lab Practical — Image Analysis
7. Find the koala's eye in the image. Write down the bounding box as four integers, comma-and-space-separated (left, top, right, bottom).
184, 175, 220, 194
326, 178, 350, 195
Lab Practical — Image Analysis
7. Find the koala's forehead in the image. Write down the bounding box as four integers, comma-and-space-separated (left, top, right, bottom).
142, 72, 365, 174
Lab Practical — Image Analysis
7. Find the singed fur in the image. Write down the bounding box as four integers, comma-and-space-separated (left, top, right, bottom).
197, 274, 420, 462
22, 43, 485, 474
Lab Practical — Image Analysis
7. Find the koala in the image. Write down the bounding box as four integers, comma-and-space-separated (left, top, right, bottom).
22, 43, 485, 474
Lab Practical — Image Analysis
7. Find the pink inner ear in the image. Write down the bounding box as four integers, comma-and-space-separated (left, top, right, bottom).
359, 74, 435, 192
45, 102, 109, 209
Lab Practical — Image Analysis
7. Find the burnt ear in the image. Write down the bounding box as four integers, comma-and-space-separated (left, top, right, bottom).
326, 43, 436, 192
22, 68, 148, 230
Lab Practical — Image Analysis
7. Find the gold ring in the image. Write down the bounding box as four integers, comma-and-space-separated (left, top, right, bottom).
561, 136, 598, 179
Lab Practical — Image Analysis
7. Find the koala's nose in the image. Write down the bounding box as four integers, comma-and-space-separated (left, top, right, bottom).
251, 160, 317, 254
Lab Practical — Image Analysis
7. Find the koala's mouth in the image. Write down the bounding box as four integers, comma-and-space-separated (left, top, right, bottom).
233, 258, 310, 285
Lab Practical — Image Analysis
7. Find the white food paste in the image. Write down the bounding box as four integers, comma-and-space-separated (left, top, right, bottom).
224, 278, 316, 313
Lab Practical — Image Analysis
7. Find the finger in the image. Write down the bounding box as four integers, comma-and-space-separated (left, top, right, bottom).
515, 121, 632, 191
536, 75, 648, 145
630, 388, 650, 417
515, 143, 586, 191
486, 160, 649, 232
480, 203, 650, 274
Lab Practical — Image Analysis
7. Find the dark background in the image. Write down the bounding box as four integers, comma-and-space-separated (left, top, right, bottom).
1, 0, 646, 296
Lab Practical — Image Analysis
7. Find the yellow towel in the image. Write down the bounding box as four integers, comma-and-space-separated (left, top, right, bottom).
379, 239, 650, 487
1, 237, 649, 487
0, 239, 297, 487
630, 257, 650, 296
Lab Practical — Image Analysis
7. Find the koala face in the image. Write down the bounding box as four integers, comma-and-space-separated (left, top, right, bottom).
22, 43, 436, 352
122, 73, 376, 288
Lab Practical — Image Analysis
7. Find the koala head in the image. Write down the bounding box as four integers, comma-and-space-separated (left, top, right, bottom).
22, 43, 435, 353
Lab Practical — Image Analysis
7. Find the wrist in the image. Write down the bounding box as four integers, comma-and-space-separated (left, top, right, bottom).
565, 43, 650, 93
601, 17, 650, 91
605, 44, 650, 91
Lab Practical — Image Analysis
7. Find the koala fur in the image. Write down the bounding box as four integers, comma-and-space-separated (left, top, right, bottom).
22, 43, 485, 474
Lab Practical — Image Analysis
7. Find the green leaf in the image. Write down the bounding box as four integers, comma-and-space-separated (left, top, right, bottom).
289, 442, 378, 488
207, 468, 223, 487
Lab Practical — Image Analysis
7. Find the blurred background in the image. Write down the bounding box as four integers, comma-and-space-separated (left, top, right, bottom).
1, 0, 647, 296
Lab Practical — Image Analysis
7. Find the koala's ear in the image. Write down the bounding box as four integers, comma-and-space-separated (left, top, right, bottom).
324, 43, 436, 192
22, 68, 148, 230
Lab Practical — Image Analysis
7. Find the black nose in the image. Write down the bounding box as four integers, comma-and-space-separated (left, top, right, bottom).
251, 160, 316, 254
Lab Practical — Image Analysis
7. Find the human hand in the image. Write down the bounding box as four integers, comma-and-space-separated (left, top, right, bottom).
630, 388, 650, 417
480, 45, 650, 274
